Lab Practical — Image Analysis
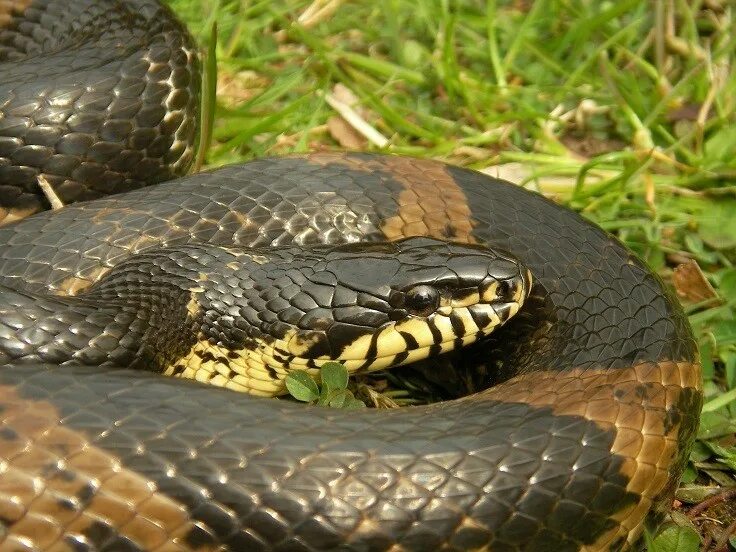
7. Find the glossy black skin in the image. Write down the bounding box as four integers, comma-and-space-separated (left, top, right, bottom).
0, 0, 199, 215
0, 153, 700, 551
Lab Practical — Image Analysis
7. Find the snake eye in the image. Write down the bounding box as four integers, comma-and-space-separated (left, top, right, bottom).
496, 280, 512, 300
405, 285, 440, 316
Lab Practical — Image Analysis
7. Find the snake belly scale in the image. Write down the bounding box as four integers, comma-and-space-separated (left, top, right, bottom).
0, 1, 701, 551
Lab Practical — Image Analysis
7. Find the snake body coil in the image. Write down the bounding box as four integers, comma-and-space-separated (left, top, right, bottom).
0, 0, 199, 224
0, 1, 702, 551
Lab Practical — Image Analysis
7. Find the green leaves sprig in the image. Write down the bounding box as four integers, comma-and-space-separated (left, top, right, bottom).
285, 362, 365, 409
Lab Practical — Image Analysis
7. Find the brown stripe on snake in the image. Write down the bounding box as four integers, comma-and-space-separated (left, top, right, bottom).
477, 361, 702, 550
0, 386, 219, 551
304, 152, 477, 244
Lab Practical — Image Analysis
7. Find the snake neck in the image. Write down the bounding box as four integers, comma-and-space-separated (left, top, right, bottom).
0, 246, 242, 370
0, 238, 530, 397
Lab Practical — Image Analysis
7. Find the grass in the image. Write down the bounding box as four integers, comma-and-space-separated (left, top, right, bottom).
165, 0, 736, 549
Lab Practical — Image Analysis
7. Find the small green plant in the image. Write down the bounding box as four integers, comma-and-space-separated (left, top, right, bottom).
285, 362, 366, 409
644, 524, 701, 552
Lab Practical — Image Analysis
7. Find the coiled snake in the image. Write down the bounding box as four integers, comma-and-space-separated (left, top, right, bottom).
0, 0, 702, 550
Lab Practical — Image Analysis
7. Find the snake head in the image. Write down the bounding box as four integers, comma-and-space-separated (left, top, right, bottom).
173, 236, 531, 396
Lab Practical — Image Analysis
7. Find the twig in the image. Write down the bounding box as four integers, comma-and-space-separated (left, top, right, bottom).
322, 90, 389, 148
688, 488, 736, 518
354, 383, 401, 409
36, 175, 64, 210
712, 518, 736, 551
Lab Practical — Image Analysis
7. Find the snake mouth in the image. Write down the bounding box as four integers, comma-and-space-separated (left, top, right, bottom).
283, 267, 532, 369
162, 299, 526, 396
183, 304, 521, 397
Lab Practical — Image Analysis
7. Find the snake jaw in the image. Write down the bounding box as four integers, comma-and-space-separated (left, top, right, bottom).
163, 260, 531, 398
244, 271, 529, 395
131, 237, 532, 398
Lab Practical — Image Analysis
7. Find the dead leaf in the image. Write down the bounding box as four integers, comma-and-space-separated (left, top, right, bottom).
673, 259, 718, 302
327, 116, 367, 148
298, 0, 344, 28
324, 84, 387, 147
666, 102, 711, 122
560, 133, 627, 157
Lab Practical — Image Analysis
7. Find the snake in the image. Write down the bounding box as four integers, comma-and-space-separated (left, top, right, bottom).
0, 0, 703, 551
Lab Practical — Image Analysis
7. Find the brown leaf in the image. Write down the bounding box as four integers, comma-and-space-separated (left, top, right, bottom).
561, 133, 627, 158
327, 116, 366, 149
666, 102, 710, 122
673, 259, 718, 302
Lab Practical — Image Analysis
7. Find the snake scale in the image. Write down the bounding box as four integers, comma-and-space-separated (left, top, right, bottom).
0, 0, 702, 551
